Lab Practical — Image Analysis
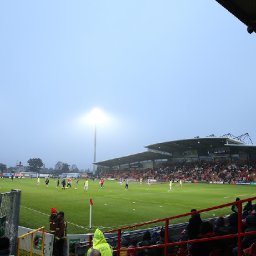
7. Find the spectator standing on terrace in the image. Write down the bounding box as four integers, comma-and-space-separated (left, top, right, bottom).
189, 221, 216, 256
119, 239, 129, 256
87, 228, 112, 256
186, 209, 202, 240
49, 207, 58, 235
243, 200, 253, 215
137, 230, 154, 256
242, 214, 256, 250
127, 239, 137, 256
213, 216, 226, 235
231, 197, 240, 213
232, 213, 256, 256
54, 211, 67, 256
227, 212, 239, 234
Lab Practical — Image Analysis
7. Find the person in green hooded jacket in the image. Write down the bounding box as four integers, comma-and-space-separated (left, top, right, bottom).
87, 228, 112, 256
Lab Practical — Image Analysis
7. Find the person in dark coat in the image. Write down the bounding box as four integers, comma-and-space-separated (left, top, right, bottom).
54, 211, 67, 256
231, 197, 240, 213
189, 221, 216, 256
186, 209, 202, 240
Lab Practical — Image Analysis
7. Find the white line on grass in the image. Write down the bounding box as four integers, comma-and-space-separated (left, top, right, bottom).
22, 205, 228, 232
21, 205, 86, 229
21, 205, 120, 231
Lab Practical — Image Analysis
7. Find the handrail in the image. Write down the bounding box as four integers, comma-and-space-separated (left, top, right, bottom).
107, 196, 256, 256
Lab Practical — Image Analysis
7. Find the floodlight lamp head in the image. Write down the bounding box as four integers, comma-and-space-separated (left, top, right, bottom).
88, 107, 106, 124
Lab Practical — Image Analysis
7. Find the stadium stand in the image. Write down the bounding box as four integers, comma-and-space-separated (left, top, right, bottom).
97, 160, 256, 185
88, 136, 256, 255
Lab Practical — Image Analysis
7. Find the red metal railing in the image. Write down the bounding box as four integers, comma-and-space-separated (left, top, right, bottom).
107, 196, 256, 256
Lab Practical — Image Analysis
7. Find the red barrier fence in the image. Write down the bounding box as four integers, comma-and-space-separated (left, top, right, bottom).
107, 196, 256, 256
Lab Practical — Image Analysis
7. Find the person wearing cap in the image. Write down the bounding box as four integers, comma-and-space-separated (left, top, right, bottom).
49, 208, 58, 235
87, 228, 112, 256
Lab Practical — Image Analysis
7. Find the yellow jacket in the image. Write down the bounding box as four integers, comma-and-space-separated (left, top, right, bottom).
87, 228, 112, 256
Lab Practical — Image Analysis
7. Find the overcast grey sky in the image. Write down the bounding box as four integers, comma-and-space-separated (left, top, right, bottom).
0, 1, 255, 170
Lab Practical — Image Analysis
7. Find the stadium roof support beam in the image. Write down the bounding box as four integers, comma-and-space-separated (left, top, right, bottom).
216, 0, 256, 33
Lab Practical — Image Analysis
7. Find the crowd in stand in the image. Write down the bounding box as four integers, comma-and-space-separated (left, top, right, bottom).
91, 159, 256, 256
98, 160, 256, 184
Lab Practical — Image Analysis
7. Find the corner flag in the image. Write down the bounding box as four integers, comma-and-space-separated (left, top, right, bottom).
89, 198, 93, 229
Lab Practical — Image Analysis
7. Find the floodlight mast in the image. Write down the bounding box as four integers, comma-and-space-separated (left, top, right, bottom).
93, 123, 97, 172
88, 108, 106, 173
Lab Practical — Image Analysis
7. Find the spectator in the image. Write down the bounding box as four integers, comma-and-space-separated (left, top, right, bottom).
243, 214, 256, 246
119, 238, 129, 256
127, 239, 137, 256
137, 230, 153, 256
89, 249, 101, 256
243, 242, 256, 256
186, 209, 202, 240
49, 207, 58, 235
232, 213, 256, 255
87, 228, 112, 256
227, 212, 239, 234
231, 197, 240, 213
54, 211, 67, 256
244, 200, 254, 218
189, 221, 216, 256
212, 216, 233, 253
213, 216, 226, 235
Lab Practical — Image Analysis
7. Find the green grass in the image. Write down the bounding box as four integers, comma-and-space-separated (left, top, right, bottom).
0, 178, 255, 234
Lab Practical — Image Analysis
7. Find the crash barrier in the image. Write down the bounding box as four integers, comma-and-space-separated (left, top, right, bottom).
107, 196, 256, 256
0, 189, 21, 255
17, 226, 93, 256
15, 196, 256, 255
17, 227, 46, 256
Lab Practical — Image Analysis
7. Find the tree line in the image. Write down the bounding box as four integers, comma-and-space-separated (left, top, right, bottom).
0, 158, 82, 174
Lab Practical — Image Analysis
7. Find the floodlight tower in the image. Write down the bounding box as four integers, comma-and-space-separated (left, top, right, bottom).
88, 108, 106, 172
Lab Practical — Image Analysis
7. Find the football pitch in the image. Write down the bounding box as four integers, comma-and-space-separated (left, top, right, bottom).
0, 178, 255, 234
